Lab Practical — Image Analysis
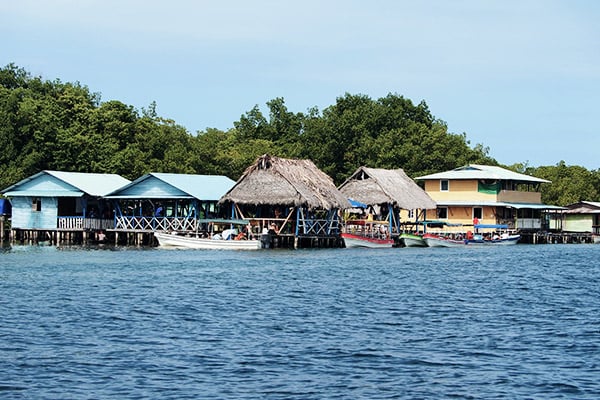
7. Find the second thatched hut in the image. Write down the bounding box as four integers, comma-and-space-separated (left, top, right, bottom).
219, 154, 350, 248
338, 166, 437, 236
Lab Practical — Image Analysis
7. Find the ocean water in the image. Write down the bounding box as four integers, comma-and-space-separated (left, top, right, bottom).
1, 244, 599, 399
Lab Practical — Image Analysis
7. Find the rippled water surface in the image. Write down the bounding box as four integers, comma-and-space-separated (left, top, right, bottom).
1, 244, 599, 399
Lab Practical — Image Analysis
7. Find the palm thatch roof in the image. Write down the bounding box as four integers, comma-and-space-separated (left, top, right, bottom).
219, 154, 350, 209
338, 166, 437, 210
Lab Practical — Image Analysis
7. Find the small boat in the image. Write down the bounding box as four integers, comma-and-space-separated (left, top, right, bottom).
422, 233, 466, 247
593, 235, 600, 244
342, 219, 394, 249
466, 224, 520, 245
400, 233, 427, 247
341, 232, 394, 248
466, 233, 521, 245
154, 231, 262, 250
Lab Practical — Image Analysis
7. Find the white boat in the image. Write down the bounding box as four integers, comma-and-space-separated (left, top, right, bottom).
342, 219, 394, 249
154, 231, 262, 250
466, 233, 521, 245
341, 232, 394, 248
468, 224, 520, 245
593, 235, 600, 244
422, 233, 466, 247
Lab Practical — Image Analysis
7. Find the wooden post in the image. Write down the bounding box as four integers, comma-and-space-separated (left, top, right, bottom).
0, 215, 4, 242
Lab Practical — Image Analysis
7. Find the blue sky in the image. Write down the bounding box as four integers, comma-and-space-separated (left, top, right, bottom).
2, 0, 599, 170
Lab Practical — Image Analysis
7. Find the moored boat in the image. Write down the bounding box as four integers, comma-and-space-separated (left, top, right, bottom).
422, 233, 466, 247
466, 233, 521, 245
400, 233, 427, 247
341, 232, 394, 248
468, 224, 520, 245
341, 218, 393, 249
154, 231, 262, 250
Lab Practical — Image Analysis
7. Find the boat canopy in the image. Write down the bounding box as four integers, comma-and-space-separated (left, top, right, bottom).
474, 224, 508, 229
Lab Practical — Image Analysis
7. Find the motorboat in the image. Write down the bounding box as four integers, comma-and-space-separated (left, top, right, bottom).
154, 231, 262, 250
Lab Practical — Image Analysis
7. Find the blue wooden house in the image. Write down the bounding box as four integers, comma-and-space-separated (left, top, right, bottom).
1, 171, 130, 242
104, 173, 236, 235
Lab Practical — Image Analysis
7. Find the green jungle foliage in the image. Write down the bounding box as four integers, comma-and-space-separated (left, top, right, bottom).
1, 64, 598, 205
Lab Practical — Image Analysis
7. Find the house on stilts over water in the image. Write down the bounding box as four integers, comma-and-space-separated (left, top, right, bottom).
218, 154, 351, 248
338, 166, 437, 247
1, 170, 130, 244
104, 172, 236, 245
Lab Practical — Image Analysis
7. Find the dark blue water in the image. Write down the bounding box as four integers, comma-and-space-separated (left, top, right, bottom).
1, 244, 599, 399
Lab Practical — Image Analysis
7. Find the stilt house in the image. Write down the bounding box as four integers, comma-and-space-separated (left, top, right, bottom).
1, 171, 130, 242
338, 166, 437, 235
218, 154, 350, 248
105, 172, 236, 234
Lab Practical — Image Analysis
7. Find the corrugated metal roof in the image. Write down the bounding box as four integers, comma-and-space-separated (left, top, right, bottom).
2, 190, 84, 197
434, 200, 564, 210
105, 173, 235, 200
415, 164, 550, 183
47, 171, 131, 196
1, 170, 130, 197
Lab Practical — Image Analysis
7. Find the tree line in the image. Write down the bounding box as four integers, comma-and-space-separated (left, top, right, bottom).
1, 64, 598, 206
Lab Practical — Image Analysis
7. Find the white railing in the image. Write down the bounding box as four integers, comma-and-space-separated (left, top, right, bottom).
58, 217, 84, 230
57, 217, 114, 230
114, 216, 198, 232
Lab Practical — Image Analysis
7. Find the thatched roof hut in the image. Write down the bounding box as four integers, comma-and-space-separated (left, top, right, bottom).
219, 154, 350, 210
338, 166, 436, 210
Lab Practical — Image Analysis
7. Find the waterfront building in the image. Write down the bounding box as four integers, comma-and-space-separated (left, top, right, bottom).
1, 170, 130, 243
104, 173, 236, 244
415, 164, 563, 233
338, 166, 437, 236
561, 201, 600, 236
218, 154, 350, 248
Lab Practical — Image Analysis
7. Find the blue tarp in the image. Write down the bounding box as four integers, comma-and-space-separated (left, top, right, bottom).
348, 198, 368, 208
0, 198, 11, 215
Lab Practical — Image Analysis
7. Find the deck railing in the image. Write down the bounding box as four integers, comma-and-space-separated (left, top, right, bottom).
114, 216, 198, 232
297, 218, 341, 236
57, 217, 114, 230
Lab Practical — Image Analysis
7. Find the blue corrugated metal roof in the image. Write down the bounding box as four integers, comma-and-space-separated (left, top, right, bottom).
105, 173, 235, 201
1, 171, 130, 197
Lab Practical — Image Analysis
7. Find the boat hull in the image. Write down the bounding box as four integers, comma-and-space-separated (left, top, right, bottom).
342, 233, 394, 249
423, 235, 466, 247
467, 235, 521, 245
154, 232, 262, 250
400, 234, 427, 247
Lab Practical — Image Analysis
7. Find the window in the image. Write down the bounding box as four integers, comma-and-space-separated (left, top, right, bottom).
408, 209, 415, 219
437, 207, 448, 219
473, 207, 483, 220
32, 197, 41, 212
440, 180, 449, 191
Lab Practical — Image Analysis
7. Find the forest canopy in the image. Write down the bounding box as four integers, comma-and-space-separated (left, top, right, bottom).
1, 64, 598, 205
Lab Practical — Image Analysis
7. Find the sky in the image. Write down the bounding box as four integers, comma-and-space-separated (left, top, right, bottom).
1, 0, 599, 170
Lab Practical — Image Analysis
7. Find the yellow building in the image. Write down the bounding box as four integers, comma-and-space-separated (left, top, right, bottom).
415, 164, 562, 232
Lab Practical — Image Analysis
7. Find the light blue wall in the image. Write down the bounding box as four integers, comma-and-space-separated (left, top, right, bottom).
17, 174, 80, 193
11, 197, 58, 229
117, 176, 188, 197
